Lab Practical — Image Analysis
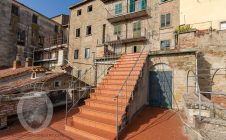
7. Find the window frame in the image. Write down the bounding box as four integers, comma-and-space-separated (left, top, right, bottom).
76, 28, 81, 37
160, 40, 171, 49
161, 13, 171, 28
74, 49, 79, 59
86, 25, 92, 36
114, 25, 122, 35
77, 9, 82, 16
115, 3, 122, 15
32, 14, 38, 24
87, 5, 93, 12
11, 4, 19, 16
85, 48, 90, 59
220, 21, 226, 30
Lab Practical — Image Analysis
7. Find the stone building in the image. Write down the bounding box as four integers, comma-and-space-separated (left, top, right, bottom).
0, 0, 68, 69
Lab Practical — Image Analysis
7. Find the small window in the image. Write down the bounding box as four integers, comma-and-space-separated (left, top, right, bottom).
133, 46, 137, 53
220, 21, 226, 30
74, 50, 79, 59
77, 9, 82, 16
114, 25, 121, 35
32, 14, 38, 24
87, 5, 93, 12
76, 28, 80, 37
85, 48, 90, 59
115, 3, 122, 15
86, 25, 92, 35
54, 81, 61, 87
133, 21, 141, 32
54, 25, 59, 33
11, 4, 19, 16
161, 13, 171, 28
160, 40, 170, 49
31, 72, 36, 79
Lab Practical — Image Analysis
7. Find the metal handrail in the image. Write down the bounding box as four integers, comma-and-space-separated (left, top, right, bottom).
115, 45, 147, 139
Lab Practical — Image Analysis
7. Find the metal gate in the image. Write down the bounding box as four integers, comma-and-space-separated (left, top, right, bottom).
149, 71, 172, 108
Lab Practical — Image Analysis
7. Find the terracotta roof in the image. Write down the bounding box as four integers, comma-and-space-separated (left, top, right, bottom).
0, 72, 67, 94
0, 66, 48, 79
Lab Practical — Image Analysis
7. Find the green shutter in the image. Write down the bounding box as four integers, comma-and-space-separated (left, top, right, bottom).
115, 3, 122, 15
141, 0, 146, 10
130, 0, 135, 13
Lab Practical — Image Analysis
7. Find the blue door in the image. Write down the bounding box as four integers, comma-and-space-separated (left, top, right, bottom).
149, 71, 172, 108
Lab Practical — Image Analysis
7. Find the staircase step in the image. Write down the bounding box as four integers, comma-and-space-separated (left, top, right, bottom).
66, 122, 115, 140
97, 84, 134, 91
100, 80, 136, 86
121, 53, 148, 57
91, 93, 128, 103
108, 71, 141, 76
73, 113, 116, 133
110, 67, 142, 71
103, 75, 138, 81
114, 63, 144, 68
95, 88, 133, 95
79, 105, 123, 121
117, 57, 147, 62
85, 99, 126, 111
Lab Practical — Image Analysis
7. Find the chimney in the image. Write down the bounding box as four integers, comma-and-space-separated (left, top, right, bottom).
25, 57, 33, 67
13, 56, 21, 69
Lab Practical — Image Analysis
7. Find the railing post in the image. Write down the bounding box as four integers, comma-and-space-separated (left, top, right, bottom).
116, 95, 119, 140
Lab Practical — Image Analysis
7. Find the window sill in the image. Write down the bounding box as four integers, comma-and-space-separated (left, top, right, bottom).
86, 34, 92, 37
160, 26, 173, 30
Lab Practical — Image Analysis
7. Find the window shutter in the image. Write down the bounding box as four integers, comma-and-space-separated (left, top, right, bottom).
141, 0, 146, 10
130, 0, 135, 13
166, 14, 171, 26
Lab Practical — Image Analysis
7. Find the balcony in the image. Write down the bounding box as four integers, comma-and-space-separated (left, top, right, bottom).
105, 27, 149, 45
107, 4, 151, 23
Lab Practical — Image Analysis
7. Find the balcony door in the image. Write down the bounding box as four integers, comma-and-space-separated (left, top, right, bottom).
130, 0, 146, 13
133, 21, 141, 38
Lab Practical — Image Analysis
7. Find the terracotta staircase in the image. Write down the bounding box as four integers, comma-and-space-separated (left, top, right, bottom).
65, 52, 148, 140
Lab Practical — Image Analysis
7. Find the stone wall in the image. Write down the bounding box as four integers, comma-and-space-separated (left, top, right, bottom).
149, 50, 196, 108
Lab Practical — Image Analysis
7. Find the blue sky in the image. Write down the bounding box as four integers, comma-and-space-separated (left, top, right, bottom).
18, 0, 81, 18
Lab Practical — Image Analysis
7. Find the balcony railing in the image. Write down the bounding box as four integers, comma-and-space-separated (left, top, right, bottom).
105, 27, 149, 45
107, 4, 151, 23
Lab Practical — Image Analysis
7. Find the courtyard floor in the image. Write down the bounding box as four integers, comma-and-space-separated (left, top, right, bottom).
0, 106, 188, 140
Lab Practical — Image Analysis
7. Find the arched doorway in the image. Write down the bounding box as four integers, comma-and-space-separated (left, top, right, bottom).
149, 63, 172, 108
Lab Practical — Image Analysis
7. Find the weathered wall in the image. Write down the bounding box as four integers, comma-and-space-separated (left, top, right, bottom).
0, 0, 59, 68
149, 51, 196, 108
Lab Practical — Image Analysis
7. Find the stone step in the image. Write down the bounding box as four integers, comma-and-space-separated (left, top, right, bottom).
73, 113, 116, 133
85, 99, 126, 111
65, 122, 115, 140
91, 93, 128, 103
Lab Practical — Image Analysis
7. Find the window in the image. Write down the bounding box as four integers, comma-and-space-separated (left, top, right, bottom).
85, 48, 90, 59
32, 14, 38, 24
86, 25, 92, 35
160, 40, 170, 49
115, 3, 122, 15
220, 22, 226, 30
133, 46, 137, 53
77, 9, 82, 16
133, 21, 141, 37
54, 25, 59, 33
87, 5, 93, 12
161, 13, 171, 28
74, 50, 79, 59
76, 28, 80, 37
17, 30, 26, 46
11, 4, 19, 16
114, 25, 121, 35
31, 72, 36, 79
54, 81, 61, 88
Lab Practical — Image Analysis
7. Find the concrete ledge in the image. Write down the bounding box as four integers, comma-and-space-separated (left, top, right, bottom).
149, 48, 197, 56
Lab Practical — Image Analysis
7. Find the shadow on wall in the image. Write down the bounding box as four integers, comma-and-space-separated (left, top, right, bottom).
197, 52, 212, 98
